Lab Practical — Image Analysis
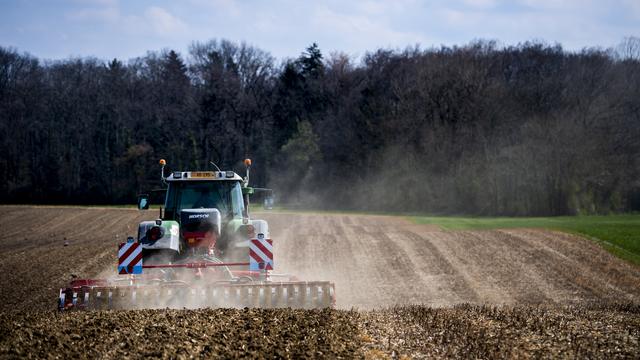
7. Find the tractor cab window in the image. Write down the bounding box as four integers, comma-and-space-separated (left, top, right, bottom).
165, 181, 244, 221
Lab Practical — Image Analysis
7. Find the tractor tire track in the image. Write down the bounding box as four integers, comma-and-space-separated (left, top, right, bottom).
395, 230, 480, 304
262, 212, 640, 308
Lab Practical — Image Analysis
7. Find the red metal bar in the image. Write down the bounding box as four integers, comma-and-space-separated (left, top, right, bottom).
142, 262, 249, 269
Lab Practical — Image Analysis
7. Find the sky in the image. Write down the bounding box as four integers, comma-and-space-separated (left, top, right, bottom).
1, 0, 639, 62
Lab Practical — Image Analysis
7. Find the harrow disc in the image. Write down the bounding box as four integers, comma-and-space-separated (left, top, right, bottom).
59, 281, 335, 310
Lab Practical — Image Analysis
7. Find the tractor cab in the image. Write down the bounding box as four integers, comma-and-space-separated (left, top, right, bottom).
162, 171, 245, 222
136, 163, 269, 262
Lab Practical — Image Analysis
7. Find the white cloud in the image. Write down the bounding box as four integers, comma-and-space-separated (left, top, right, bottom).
516, 0, 579, 9
66, 4, 119, 22
355, 0, 423, 16
357, 1, 388, 15
144, 6, 188, 36
462, 0, 498, 8
621, 0, 640, 19
187, 0, 242, 17
70, 0, 119, 5
311, 5, 427, 50
11, 0, 640, 60
67, 3, 189, 40
431, 1, 625, 50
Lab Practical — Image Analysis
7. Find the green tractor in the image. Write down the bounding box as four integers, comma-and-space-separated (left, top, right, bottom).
136, 158, 272, 265
58, 159, 335, 310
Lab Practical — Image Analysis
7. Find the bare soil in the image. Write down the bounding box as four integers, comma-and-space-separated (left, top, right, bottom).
0, 206, 149, 312
264, 212, 640, 308
0, 206, 639, 358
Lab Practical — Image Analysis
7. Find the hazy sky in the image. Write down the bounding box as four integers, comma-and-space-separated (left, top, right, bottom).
1, 0, 639, 61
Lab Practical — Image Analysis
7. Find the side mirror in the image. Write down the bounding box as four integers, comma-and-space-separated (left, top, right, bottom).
137, 194, 150, 210
263, 194, 274, 210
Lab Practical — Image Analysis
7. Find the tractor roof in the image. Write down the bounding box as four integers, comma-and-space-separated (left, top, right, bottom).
166, 171, 243, 182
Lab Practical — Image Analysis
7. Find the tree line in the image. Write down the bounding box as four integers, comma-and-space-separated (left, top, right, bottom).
1, 38, 639, 215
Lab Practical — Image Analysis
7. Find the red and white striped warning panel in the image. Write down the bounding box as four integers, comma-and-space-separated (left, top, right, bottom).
249, 234, 273, 271
118, 241, 143, 274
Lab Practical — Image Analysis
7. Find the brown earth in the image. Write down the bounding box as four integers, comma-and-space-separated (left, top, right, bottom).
0, 206, 639, 358
0, 206, 149, 312
265, 212, 640, 308
2, 304, 639, 359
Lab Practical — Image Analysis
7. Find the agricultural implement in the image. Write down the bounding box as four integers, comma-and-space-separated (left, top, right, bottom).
59, 159, 335, 310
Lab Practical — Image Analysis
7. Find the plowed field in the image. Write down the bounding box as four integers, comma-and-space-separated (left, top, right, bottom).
0, 206, 639, 358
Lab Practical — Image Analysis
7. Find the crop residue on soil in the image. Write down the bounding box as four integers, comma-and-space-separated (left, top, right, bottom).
0, 308, 360, 359
360, 303, 640, 358
1, 304, 639, 359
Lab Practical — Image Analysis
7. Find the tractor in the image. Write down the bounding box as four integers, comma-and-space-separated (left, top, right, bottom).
58, 159, 335, 310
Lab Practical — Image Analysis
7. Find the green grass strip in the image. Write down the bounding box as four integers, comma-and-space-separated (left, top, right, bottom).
411, 215, 640, 266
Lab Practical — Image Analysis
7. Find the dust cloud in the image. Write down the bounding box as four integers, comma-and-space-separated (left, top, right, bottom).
261, 212, 640, 310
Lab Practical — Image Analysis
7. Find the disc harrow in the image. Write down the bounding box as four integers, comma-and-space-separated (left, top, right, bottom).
59, 281, 335, 310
